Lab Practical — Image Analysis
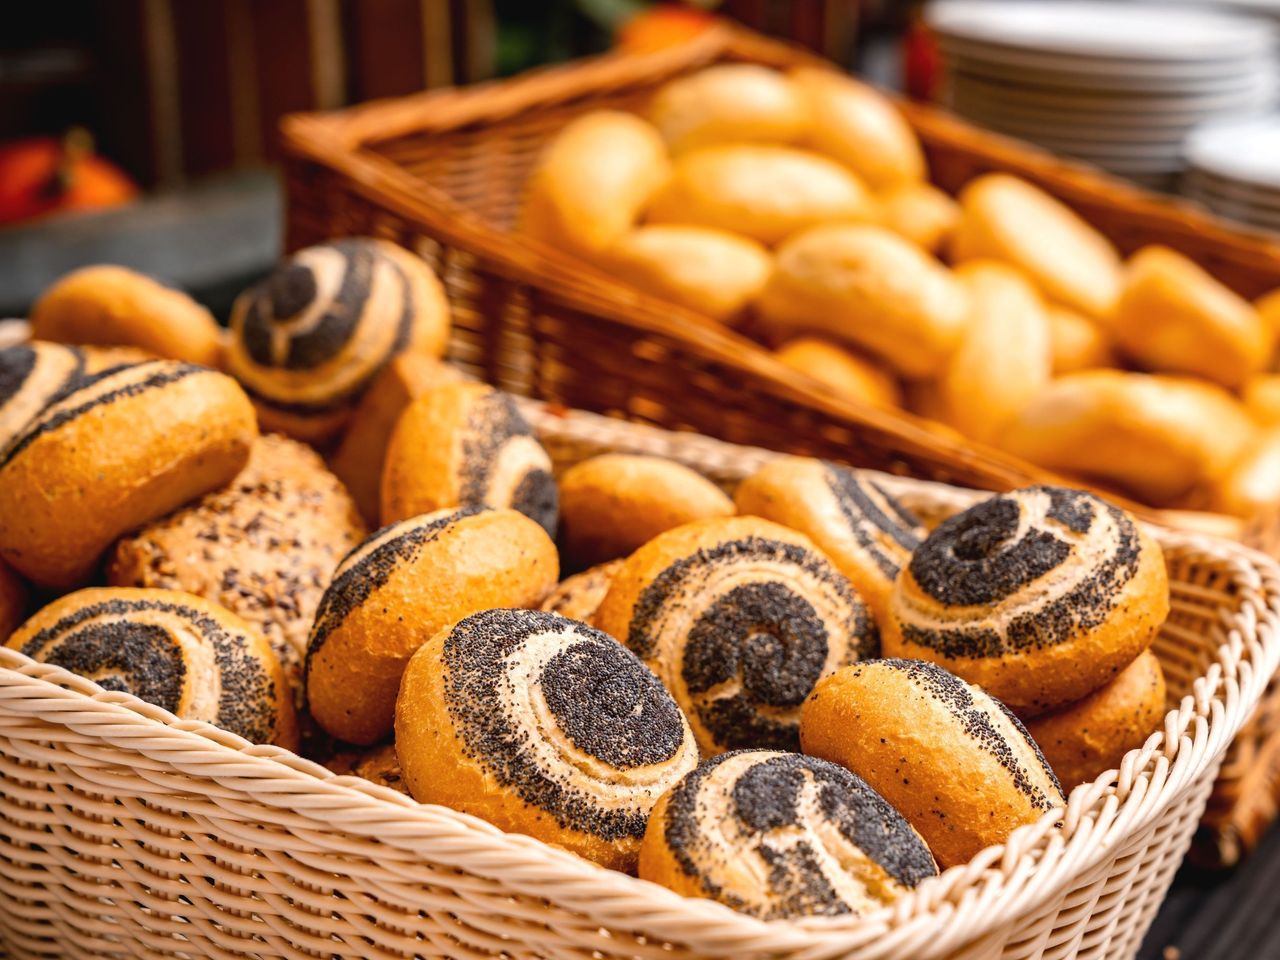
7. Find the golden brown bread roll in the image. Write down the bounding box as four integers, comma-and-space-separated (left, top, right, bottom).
107, 434, 367, 693
1212, 428, 1280, 518
521, 111, 671, 258
30, 265, 222, 366
646, 144, 871, 246
539, 560, 622, 625
8, 587, 298, 749
873, 181, 960, 253
329, 353, 461, 524
306, 507, 558, 744
790, 67, 926, 190
603, 225, 771, 323
883, 486, 1169, 716
380, 382, 557, 535
757, 224, 969, 377
557, 453, 734, 568
0, 558, 25, 643
942, 261, 1052, 445
1048, 303, 1116, 373
772, 337, 902, 409
801, 659, 1064, 869
396, 608, 699, 872
0, 341, 84, 453
0, 360, 257, 588
648, 64, 808, 153
734, 457, 925, 626
1244, 374, 1280, 428
950, 174, 1121, 319
595, 515, 876, 755
639, 749, 937, 918
1258, 287, 1280, 343
1001, 370, 1256, 504
1024, 649, 1166, 791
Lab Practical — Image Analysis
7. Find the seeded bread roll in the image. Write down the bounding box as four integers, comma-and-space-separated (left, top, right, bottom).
225, 238, 450, 443
0, 360, 257, 588
306, 507, 558, 744
540, 560, 623, 625
381, 382, 558, 535
30, 265, 222, 366
557, 454, 733, 569
648, 64, 809, 153
773, 338, 902, 410
107, 434, 367, 693
883, 486, 1169, 716
8, 587, 297, 748
873, 182, 959, 253
595, 515, 876, 755
0, 558, 26, 643
1024, 649, 1166, 791
801, 659, 1064, 868
396, 608, 699, 872
734, 458, 925, 626
1048, 304, 1116, 374
639, 749, 937, 918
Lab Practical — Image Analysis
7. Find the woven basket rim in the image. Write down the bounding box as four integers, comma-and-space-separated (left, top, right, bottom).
4, 408, 1279, 958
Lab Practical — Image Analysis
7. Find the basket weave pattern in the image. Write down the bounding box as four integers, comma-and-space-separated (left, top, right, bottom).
1, 405, 1278, 960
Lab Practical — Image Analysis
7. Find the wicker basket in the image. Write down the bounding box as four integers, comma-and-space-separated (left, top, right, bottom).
2, 403, 1279, 960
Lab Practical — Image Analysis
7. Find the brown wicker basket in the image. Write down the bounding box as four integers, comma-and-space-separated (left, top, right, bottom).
279, 24, 1280, 863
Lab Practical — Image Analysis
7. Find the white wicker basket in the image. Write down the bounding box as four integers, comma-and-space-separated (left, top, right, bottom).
1, 404, 1277, 960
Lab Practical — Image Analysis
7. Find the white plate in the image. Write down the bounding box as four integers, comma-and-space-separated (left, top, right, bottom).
1185, 116, 1280, 187
943, 49, 1272, 94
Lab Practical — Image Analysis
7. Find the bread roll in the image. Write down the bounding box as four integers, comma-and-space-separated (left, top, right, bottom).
1244, 374, 1280, 428
604, 225, 771, 323
540, 560, 622, 625
1111, 246, 1271, 389
31, 265, 222, 366
1001, 370, 1256, 504
801, 659, 1064, 868
558, 454, 733, 568
646, 144, 871, 245
790, 68, 925, 190
1212, 428, 1280, 518
0, 558, 25, 643
648, 64, 808, 153
757, 224, 968, 377
0, 342, 84, 453
942, 261, 1052, 444
873, 182, 960, 253
1256, 287, 1280, 343
521, 111, 671, 257
1048, 303, 1116, 373
951, 174, 1121, 318
773, 337, 902, 409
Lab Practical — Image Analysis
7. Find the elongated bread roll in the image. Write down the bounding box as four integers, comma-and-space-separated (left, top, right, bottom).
649, 64, 809, 153
773, 337, 902, 409
873, 182, 960, 253
1048, 303, 1116, 373
1213, 428, 1280, 517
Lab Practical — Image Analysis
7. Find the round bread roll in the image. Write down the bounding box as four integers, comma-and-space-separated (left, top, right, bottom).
521, 111, 671, 258
801, 659, 1064, 868
225, 238, 450, 443
396, 608, 699, 872
883, 486, 1169, 716
873, 182, 960, 253
0, 319, 30, 349
1024, 649, 1166, 791
380, 382, 557, 535
108, 433, 367, 692
603, 225, 771, 323
8, 587, 297, 748
1048, 304, 1116, 374
757, 224, 969, 378
595, 515, 876, 755
0, 360, 257, 588
30, 265, 222, 366
790, 68, 926, 190
329, 352, 462, 524
0, 341, 84, 452
734, 458, 924, 626
306, 506, 558, 744
1212, 428, 1280, 518
1001, 371, 1256, 504
339, 743, 409, 795
648, 64, 809, 154
950, 174, 1121, 319
646, 144, 871, 246
942, 261, 1052, 444
557, 453, 733, 568
540, 560, 622, 625
773, 337, 902, 410
79, 344, 158, 372
1244, 375, 1280, 428
639, 749, 937, 918
0, 558, 26, 643
1111, 246, 1272, 389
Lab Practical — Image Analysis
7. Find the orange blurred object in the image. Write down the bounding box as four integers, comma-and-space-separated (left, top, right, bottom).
0, 129, 138, 226
616, 4, 720, 53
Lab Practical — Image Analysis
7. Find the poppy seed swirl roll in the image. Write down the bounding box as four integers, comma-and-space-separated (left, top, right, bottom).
883, 486, 1169, 715
7, 587, 297, 748
226, 238, 450, 442
639, 750, 937, 919
395, 608, 699, 872
595, 516, 876, 755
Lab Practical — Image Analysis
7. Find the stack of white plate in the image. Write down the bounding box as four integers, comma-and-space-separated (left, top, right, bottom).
928, 0, 1278, 190
1183, 117, 1280, 233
